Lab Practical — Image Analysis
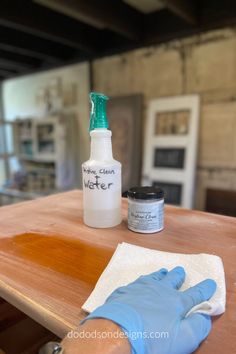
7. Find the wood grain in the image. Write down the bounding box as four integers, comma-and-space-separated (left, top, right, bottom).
0, 190, 235, 353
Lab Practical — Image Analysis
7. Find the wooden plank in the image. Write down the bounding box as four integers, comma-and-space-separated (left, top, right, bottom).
0, 190, 235, 353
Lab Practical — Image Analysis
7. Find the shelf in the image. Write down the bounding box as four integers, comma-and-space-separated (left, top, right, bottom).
20, 137, 33, 141
18, 155, 56, 163
38, 138, 54, 142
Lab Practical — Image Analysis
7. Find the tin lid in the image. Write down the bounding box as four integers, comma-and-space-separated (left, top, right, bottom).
127, 186, 164, 200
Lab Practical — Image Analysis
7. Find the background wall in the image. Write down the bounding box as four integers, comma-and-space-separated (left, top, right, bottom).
92, 28, 236, 210
2, 62, 90, 187
2, 28, 236, 209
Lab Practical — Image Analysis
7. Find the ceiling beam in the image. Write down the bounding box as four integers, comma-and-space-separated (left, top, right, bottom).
162, 0, 198, 25
34, 0, 142, 40
0, 0, 98, 53
0, 26, 77, 63
0, 58, 32, 72
0, 69, 18, 78
123, 0, 165, 14
139, 10, 195, 47
200, 0, 236, 28
0, 49, 42, 68
144, 1, 236, 47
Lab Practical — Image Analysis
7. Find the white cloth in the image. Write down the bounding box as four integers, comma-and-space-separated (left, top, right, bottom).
82, 242, 226, 316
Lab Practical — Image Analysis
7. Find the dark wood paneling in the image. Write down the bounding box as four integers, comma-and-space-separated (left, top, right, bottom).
206, 189, 236, 217
0, 299, 58, 354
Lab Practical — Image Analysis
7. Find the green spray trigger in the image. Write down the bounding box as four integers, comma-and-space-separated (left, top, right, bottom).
89, 92, 109, 132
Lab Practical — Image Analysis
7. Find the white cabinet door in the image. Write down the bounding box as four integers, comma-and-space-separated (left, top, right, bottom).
142, 95, 200, 209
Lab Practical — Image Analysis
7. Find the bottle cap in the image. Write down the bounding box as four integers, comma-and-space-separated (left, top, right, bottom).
89, 92, 109, 131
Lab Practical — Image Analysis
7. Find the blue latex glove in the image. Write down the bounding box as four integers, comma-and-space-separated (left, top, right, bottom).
82, 266, 217, 354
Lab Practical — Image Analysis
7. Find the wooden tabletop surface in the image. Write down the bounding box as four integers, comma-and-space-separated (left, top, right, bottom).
0, 190, 235, 353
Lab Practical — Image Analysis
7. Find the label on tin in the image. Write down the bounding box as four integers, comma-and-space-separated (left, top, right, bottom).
128, 199, 164, 233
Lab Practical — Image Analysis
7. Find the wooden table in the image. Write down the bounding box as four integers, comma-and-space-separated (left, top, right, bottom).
0, 190, 235, 353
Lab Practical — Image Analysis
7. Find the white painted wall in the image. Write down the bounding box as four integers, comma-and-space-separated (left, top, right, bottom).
2, 62, 91, 187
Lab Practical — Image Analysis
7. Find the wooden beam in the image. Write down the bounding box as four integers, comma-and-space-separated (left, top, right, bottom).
144, 1, 236, 48
132, 10, 194, 48
34, 0, 142, 40
200, 0, 236, 28
0, 59, 31, 72
0, 0, 98, 53
163, 0, 198, 25
0, 26, 77, 63
0, 43, 59, 64
0, 50, 42, 68
0, 69, 16, 78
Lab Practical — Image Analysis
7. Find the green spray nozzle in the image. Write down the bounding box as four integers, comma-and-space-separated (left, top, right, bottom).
89, 92, 109, 132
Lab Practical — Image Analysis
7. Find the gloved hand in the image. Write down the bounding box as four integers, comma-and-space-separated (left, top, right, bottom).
82, 266, 217, 354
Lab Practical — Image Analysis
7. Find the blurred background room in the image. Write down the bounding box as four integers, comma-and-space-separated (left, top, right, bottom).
0, 0, 236, 217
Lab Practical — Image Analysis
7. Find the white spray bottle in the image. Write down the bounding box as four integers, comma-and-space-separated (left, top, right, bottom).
82, 92, 122, 228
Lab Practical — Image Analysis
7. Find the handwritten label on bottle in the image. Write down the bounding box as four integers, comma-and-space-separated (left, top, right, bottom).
82, 165, 121, 192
